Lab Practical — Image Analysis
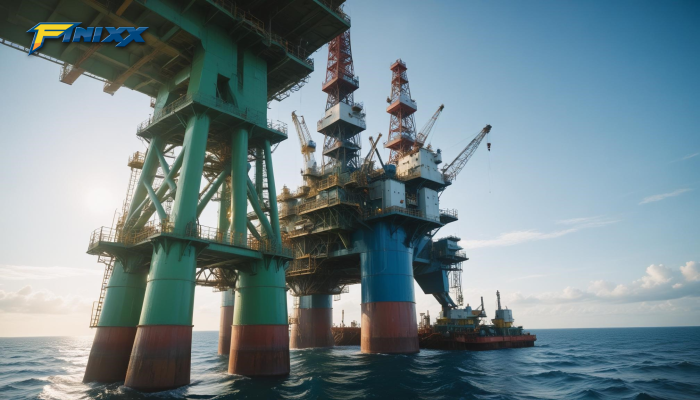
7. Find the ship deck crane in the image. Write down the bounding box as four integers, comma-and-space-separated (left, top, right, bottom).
291, 111, 317, 174
442, 124, 492, 182
415, 104, 445, 149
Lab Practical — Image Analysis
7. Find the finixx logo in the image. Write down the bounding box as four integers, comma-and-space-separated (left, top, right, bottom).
27, 23, 148, 55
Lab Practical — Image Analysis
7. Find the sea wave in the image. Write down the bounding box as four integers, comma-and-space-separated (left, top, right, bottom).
0, 327, 698, 399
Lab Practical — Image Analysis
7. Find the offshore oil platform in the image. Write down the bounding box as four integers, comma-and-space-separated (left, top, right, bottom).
0, 0, 532, 393
283, 30, 534, 353
282, 30, 494, 353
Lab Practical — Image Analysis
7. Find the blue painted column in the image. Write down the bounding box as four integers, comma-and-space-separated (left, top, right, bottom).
290, 294, 334, 349
358, 221, 419, 354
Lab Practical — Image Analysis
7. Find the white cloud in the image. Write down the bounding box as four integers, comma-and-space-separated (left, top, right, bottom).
681, 152, 699, 161
507, 261, 699, 307
0, 286, 92, 314
639, 188, 691, 205
635, 264, 673, 288
461, 216, 617, 249
0, 265, 101, 281
680, 261, 700, 282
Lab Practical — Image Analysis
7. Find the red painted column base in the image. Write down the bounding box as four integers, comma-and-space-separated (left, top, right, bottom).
361, 302, 419, 354
124, 325, 192, 392
228, 325, 290, 376
83, 326, 137, 383
218, 306, 234, 356
290, 308, 334, 349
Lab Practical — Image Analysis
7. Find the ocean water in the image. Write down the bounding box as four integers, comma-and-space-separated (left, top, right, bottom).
0, 327, 698, 400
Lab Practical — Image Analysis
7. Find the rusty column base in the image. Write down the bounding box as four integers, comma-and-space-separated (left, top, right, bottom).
228, 325, 290, 376
83, 326, 137, 383
361, 302, 419, 354
218, 306, 234, 355
290, 308, 334, 349
124, 325, 192, 392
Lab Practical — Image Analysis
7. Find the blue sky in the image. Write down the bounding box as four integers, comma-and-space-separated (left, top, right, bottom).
0, 0, 698, 336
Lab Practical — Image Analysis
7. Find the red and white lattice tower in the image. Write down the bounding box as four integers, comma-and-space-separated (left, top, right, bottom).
384, 59, 418, 165
322, 30, 357, 110
318, 30, 365, 173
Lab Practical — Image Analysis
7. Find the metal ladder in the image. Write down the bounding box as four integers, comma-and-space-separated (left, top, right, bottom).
89, 256, 114, 328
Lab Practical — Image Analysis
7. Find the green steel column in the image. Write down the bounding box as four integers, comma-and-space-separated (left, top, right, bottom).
219, 180, 231, 235
217, 184, 234, 355
255, 147, 264, 200
124, 113, 210, 392
84, 136, 165, 384
264, 140, 281, 243
229, 142, 289, 376
230, 127, 248, 242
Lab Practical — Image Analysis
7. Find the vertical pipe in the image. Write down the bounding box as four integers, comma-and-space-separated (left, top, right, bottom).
290, 294, 334, 349
359, 221, 419, 354
124, 113, 210, 392
230, 127, 248, 243
217, 183, 233, 356
218, 289, 235, 356
83, 136, 164, 384
255, 147, 264, 201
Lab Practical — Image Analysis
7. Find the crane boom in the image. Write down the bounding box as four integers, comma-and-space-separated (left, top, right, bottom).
291, 111, 317, 173
415, 104, 445, 148
442, 124, 491, 181
360, 133, 382, 173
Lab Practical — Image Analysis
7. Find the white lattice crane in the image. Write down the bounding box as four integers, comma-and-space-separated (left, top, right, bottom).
442, 124, 492, 182
291, 111, 317, 174
415, 104, 445, 149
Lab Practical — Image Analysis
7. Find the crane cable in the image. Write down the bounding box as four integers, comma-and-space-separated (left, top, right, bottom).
487, 131, 492, 194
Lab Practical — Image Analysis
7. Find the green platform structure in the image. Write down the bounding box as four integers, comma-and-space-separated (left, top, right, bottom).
0, 0, 349, 391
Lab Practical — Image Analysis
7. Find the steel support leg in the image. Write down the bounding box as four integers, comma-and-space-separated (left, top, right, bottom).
218, 289, 235, 356
359, 222, 419, 354
83, 136, 164, 383
124, 113, 210, 392
83, 262, 147, 382
290, 294, 334, 349
229, 134, 289, 376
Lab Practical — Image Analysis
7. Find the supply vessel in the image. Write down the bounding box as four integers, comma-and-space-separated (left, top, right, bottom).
417, 291, 536, 350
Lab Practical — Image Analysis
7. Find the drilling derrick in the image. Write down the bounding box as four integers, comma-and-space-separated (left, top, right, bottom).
385, 59, 418, 164
319, 30, 365, 173
283, 29, 365, 349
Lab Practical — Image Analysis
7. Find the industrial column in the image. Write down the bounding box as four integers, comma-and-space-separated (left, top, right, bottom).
218, 180, 235, 356
218, 289, 236, 356
229, 141, 289, 376
124, 108, 210, 391
83, 137, 165, 383
290, 294, 334, 349
359, 222, 419, 354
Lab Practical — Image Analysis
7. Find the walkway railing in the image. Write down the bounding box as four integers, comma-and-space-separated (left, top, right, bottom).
439, 208, 458, 219
137, 93, 287, 137
210, 0, 316, 66
89, 220, 293, 258
363, 206, 440, 222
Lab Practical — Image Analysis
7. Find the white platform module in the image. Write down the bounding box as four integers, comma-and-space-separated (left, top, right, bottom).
316, 101, 366, 132
396, 147, 445, 185
418, 187, 439, 221
370, 179, 406, 209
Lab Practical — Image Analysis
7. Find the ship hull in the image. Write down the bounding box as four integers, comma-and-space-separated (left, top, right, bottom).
332, 327, 536, 351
